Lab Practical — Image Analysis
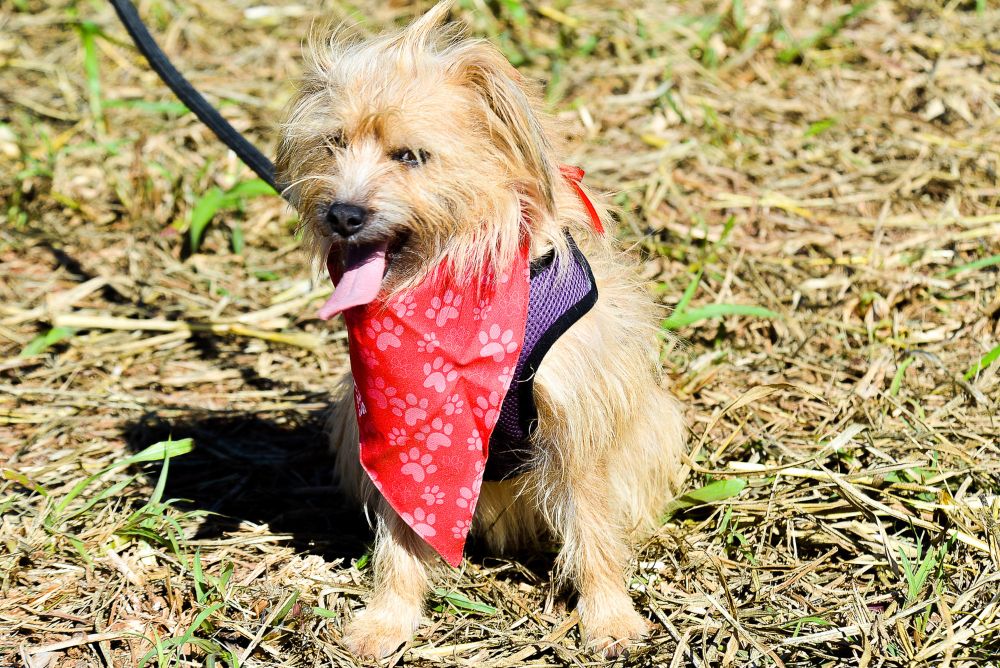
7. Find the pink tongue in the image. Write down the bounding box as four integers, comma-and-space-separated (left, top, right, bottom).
317, 242, 389, 320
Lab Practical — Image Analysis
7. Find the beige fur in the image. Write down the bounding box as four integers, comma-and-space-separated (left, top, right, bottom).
276, 1, 686, 659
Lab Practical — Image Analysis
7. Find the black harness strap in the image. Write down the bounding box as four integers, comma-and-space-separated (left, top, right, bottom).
107, 0, 284, 198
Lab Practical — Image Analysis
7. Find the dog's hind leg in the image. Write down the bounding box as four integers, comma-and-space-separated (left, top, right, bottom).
527, 266, 685, 658
532, 458, 652, 659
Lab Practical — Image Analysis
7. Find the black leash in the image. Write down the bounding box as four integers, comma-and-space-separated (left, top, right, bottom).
107, 0, 284, 198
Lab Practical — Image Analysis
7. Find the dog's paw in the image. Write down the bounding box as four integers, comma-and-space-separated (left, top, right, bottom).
580, 604, 651, 660
343, 607, 420, 660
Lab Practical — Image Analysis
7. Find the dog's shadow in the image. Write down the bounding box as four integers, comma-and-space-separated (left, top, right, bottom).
123, 410, 371, 561
122, 410, 556, 578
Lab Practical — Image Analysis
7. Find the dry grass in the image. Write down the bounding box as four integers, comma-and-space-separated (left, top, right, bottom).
2, 0, 999, 666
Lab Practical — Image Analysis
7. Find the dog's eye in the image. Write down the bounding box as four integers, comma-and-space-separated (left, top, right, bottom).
391, 148, 429, 167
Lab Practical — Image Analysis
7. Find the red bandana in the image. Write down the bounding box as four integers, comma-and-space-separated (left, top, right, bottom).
319, 167, 598, 565
345, 254, 529, 565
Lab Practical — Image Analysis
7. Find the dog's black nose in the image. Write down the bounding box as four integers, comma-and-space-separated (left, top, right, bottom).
326, 202, 369, 238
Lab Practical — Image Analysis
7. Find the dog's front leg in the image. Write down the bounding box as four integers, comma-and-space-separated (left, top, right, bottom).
553, 469, 651, 659
343, 498, 434, 659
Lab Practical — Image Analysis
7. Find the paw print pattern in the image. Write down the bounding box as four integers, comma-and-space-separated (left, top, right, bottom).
443, 394, 464, 416
421, 485, 445, 506
360, 347, 379, 368
417, 333, 440, 354
365, 316, 404, 351
472, 391, 502, 428
425, 290, 462, 327
387, 427, 409, 448
365, 376, 397, 409
478, 324, 518, 362
390, 393, 429, 426
466, 428, 482, 452
455, 486, 475, 509
423, 357, 458, 393
498, 366, 513, 387
392, 294, 416, 318
473, 299, 492, 321
452, 519, 471, 540
455, 478, 483, 508
399, 448, 437, 482
415, 417, 453, 450
455, 467, 485, 509
401, 507, 436, 538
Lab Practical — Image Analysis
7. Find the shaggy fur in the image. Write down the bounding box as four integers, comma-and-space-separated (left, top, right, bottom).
275, 1, 686, 659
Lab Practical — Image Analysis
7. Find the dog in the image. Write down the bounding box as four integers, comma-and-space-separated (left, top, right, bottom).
274, 1, 686, 659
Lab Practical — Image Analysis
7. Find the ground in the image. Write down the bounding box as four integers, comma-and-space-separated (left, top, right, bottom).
2, 1, 999, 666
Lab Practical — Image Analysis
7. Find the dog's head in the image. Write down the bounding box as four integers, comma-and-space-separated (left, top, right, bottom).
275, 0, 560, 309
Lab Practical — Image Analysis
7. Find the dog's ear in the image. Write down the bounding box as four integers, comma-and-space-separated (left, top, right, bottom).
451, 47, 557, 217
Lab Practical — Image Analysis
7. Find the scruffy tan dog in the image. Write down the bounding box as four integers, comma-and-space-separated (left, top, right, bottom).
275, 1, 685, 659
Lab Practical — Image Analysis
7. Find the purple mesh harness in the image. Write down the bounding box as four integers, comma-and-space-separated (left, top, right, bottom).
484, 232, 598, 481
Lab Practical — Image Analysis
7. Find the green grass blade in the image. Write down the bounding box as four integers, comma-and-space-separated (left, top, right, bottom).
231, 222, 245, 255
499, 0, 528, 25
119, 438, 194, 469
778, 2, 872, 63
890, 356, 915, 396
19, 326, 76, 357
62, 476, 133, 522
663, 478, 748, 518
217, 562, 234, 596
180, 602, 224, 644
434, 588, 497, 615
714, 215, 738, 251
188, 180, 277, 252
662, 304, 780, 330
50, 439, 192, 523
673, 269, 703, 316
50, 471, 107, 521
66, 535, 95, 568
189, 187, 226, 252
148, 453, 172, 506
138, 628, 164, 668
805, 118, 836, 137
779, 615, 834, 628
253, 269, 280, 281
222, 178, 279, 201
139, 602, 224, 667
78, 22, 105, 134
1, 468, 49, 496
309, 606, 338, 618
944, 254, 1000, 277
964, 344, 1000, 380
194, 550, 206, 603
269, 590, 301, 626
732, 0, 746, 32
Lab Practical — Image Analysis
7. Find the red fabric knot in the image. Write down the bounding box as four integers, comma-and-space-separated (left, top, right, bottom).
559, 164, 605, 234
